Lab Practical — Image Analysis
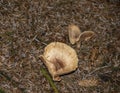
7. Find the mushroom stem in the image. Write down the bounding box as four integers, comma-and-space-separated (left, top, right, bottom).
76, 40, 81, 49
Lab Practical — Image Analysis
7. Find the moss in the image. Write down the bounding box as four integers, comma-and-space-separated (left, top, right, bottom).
0, 71, 11, 81
4, 31, 14, 36
0, 88, 5, 93
112, 66, 120, 72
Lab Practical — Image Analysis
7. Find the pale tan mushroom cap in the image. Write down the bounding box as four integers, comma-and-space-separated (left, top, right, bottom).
79, 31, 95, 41
68, 24, 81, 44
41, 42, 78, 81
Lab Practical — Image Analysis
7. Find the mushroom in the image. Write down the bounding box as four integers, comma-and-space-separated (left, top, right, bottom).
79, 31, 96, 41
68, 24, 96, 48
68, 24, 81, 44
77, 31, 96, 48
40, 42, 78, 81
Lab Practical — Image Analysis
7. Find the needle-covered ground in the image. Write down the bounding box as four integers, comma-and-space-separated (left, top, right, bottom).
0, 0, 120, 93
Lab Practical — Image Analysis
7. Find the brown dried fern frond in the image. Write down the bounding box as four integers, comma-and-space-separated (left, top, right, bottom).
78, 78, 99, 87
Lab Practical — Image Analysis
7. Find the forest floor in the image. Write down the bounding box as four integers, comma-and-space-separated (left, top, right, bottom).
0, 0, 120, 93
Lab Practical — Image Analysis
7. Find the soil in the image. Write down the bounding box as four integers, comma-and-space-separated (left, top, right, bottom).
0, 0, 120, 93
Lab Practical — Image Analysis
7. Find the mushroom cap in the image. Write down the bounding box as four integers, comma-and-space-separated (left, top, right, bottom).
68, 24, 81, 44
79, 31, 95, 41
40, 42, 78, 81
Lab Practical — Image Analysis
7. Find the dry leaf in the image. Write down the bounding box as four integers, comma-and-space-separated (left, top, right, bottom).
40, 42, 78, 81
68, 24, 81, 44
78, 78, 98, 87
90, 46, 99, 61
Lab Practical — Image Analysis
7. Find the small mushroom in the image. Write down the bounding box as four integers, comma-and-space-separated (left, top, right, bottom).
40, 42, 78, 81
76, 31, 96, 48
68, 24, 81, 44
79, 31, 96, 41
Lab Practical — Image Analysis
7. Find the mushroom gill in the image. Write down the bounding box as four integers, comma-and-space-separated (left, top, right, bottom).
40, 42, 78, 81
